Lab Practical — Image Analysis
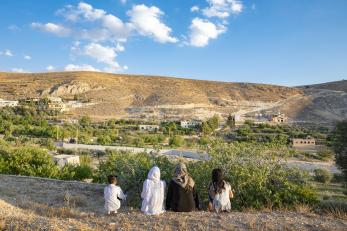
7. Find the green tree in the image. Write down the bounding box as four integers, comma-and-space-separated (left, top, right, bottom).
169, 135, 184, 147
226, 114, 235, 128
331, 120, 347, 181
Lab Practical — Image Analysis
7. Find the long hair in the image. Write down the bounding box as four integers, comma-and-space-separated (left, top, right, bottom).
211, 168, 225, 194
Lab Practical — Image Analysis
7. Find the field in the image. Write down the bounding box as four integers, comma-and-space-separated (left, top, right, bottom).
1, 174, 347, 231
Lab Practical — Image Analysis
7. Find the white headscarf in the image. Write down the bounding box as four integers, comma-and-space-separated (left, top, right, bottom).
147, 166, 161, 182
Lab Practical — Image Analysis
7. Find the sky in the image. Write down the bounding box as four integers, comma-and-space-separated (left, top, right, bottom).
0, 0, 346, 86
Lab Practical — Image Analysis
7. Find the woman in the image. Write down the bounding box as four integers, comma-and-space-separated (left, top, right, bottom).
166, 163, 199, 212
208, 168, 234, 213
141, 166, 166, 215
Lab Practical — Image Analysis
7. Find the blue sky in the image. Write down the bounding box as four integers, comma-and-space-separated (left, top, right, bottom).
0, 0, 346, 86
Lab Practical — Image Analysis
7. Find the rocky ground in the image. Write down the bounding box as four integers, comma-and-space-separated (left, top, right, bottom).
1, 174, 346, 231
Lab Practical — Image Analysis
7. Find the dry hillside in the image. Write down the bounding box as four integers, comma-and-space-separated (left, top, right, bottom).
0, 72, 346, 123
1, 174, 347, 231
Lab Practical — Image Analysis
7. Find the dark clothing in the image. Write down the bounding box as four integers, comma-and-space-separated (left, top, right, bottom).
166, 180, 199, 212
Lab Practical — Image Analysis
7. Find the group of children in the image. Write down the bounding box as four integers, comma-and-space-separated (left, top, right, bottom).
104, 163, 234, 215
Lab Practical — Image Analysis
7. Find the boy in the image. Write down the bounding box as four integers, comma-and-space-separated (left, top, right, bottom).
104, 175, 126, 214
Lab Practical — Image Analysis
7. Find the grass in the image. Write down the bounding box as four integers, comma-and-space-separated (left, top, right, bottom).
312, 181, 347, 202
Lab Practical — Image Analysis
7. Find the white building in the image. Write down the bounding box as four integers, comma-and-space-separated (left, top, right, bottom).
53, 155, 80, 167
0, 99, 19, 108
139, 124, 160, 132
180, 120, 202, 129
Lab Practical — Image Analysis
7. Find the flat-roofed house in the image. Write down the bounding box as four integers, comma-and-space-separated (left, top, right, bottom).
53, 155, 80, 168
292, 136, 316, 149
271, 112, 287, 124
0, 99, 19, 108
180, 120, 202, 129
139, 124, 160, 132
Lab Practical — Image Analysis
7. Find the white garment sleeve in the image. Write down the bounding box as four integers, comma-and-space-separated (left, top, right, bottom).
118, 187, 126, 200
141, 180, 151, 201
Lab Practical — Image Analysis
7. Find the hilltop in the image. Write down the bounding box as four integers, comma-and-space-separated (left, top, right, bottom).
1, 174, 346, 231
0, 72, 346, 124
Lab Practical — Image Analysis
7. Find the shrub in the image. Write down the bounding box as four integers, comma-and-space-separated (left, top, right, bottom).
95, 141, 317, 209
314, 168, 333, 184
169, 135, 184, 148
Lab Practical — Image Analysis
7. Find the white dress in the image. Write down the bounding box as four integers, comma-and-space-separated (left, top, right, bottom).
141, 166, 166, 215
104, 184, 126, 213
212, 182, 232, 213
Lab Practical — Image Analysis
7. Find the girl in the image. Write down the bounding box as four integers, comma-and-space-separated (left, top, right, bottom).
208, 168, 234, 213
141, 166, 166, 215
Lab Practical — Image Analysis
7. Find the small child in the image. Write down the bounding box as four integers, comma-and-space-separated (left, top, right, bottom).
208, 168, 234, 213
104, 175, 126, 214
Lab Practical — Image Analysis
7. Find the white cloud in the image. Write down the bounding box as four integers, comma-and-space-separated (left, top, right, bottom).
203, 0, 243, 19
64, 64, 100, 72
46, 65, 55, 71
191, 6, 200, 12
8, 25, 20, 31
24, 55, 31, 60
120, 0, 127, 4
83, 43, 126, 72
11, 68, 31, 73
127, 4, 178, 43
188, 18, 226, 47
31, 22, 70, 36
78, 2, 106, 21
0, 49, 14, 57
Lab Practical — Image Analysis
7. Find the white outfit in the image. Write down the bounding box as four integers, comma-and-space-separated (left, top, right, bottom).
141, 166, 166, 215
104, 184, 126, 213
212, 182, 232, 213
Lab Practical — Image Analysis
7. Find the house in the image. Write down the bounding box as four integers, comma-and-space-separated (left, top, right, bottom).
53, 155, 80, 167
180, 120, 202, 129
292, 136, 316, 149
139, 124, 160, 132
0, 99, 19, 108
38, 97, 66, 112
271, 112, 287, 124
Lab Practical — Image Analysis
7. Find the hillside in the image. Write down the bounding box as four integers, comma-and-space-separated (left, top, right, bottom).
303, 80, 347, 92
1, 174, 346, 231
0, 72, 346, 124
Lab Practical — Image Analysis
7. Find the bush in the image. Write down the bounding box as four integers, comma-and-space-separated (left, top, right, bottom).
95, 141, 317, 209
169, 135, 184, 148
314, 168, 333, 184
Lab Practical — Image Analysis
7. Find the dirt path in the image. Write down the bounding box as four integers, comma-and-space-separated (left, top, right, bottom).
1, 174, 346, 231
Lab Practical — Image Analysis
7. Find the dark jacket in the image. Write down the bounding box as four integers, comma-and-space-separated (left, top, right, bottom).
166, 180, 199, 212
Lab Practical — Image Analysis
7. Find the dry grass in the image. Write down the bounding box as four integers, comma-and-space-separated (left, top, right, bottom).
1, 174, 347, 230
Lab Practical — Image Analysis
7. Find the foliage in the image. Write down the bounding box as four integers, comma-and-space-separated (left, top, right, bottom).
169, 135, 184, 148
95, 141, 317, 209
314, 169, 333, 184
331, 120, 347, 181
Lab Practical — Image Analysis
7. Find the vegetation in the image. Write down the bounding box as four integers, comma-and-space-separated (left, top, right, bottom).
331, 120, 347, 181
314, 169, 333, 184
95, 141, 317, 209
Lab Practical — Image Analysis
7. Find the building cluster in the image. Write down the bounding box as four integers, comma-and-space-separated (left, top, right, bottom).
231, 112, 288, 125
0, 98, 19, 108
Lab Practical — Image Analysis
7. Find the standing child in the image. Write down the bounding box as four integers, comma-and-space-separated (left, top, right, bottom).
208, 168, 234, 213
104, 175, 126, 214
141, 166, 166, 215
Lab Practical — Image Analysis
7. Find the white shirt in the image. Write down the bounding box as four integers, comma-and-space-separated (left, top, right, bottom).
212, 182, 232, 213
104, 184, 126, 212
141, 166, 166, 215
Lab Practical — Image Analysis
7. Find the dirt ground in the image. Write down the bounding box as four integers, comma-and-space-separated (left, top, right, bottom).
1, 174, 346, 231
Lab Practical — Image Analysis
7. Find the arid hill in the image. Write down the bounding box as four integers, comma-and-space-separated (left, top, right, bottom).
0, 72, 346, 124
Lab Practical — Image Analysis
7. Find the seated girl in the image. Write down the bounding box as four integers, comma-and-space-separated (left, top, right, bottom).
141, 166, 166, 215
208, 168, 234, 213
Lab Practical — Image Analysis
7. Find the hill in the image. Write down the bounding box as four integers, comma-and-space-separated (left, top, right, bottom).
303, 80, 347, 92
0, 72, 346, 124
1, 174, 346, 231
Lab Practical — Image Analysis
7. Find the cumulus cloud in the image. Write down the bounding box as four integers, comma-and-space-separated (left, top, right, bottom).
11, 68, 31, 73
127, 4, 178, 43
46, 65, 55, 71
203, 0, 243, 18
0, 49, 14, 57
83, 42, 126, 72
24, 55, 31, 60
64, 64, 100, 72
31, 22, 70, 36
188, 18, 226, 47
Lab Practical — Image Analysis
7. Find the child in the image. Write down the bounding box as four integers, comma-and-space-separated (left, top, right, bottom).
104, 175, 126, 214
141, 166, 166, 215
208, 168, 234, 213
